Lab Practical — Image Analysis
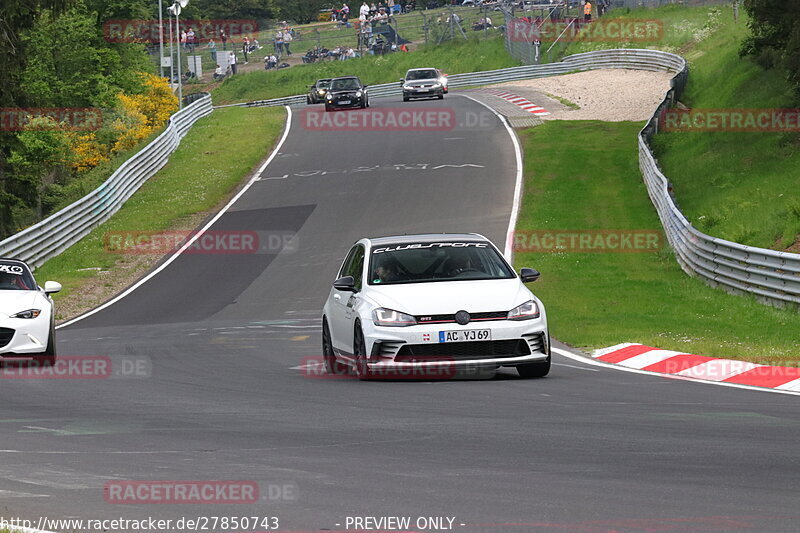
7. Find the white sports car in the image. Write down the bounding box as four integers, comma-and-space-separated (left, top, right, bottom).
321, 234, 550, 380
0, 258, 61, 365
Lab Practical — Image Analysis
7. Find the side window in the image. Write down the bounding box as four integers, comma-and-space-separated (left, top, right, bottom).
338, 246, 358, 279
345, 245, 365, 290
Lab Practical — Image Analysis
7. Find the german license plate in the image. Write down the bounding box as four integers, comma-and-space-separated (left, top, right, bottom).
438, 330, 491, 343
338, 100, 351, 105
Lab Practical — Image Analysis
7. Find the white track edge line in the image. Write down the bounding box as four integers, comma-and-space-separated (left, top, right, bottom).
552, 347, 800, 397
457, 94, 523, 262
57, 106, 294, 329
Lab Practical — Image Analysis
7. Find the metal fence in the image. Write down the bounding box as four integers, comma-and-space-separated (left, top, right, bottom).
500, 0, 733, 65
0, 95, 213, 268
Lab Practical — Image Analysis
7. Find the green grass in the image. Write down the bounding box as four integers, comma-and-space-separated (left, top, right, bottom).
514, 121, 800, 364
211, 35, 519, 105
647, 11, 800, 250
35, 106, 286, 308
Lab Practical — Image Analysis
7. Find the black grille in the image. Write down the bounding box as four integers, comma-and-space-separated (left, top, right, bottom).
415, 311, 508, 324
372, 340, 406, 357
0, 328, 15, 348
523, 332, 547, 354
395, 339, 530, 362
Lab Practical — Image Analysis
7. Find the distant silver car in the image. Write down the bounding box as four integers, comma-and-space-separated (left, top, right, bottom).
401, 68, 448, 102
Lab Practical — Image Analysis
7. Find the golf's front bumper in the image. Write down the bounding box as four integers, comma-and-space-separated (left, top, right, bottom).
362, 318, 549, 371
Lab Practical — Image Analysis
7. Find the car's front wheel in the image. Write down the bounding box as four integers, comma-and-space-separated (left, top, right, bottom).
322, 318, 347, 376
35, 321, 56, 367
353, 323, 373, 380
516, 355, 550, 378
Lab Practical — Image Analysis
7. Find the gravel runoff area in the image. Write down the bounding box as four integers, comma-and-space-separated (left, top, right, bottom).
491, 69, 676, 122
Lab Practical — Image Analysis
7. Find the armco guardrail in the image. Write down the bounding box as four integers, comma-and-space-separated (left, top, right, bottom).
5, 50, 796, 308
216, 49, 685, 109
0, 95, 213, 268
637, 55, 800, 308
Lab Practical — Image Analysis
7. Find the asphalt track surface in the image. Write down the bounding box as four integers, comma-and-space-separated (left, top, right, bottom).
1, 96, 799, 533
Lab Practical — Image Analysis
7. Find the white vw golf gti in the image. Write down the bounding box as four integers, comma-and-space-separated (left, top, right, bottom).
0, 258, 61, 365
321, 234, 550, 379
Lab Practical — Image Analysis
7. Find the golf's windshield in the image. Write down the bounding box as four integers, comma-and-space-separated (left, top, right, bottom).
318, 79, 332, 89
0, 261, 36, 290
368, 241, 515, 285
406, 70, 438, 81
330, 78, 360, 91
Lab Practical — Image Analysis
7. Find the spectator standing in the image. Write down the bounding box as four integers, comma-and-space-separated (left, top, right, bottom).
242, 36, 249, 63
186, 27, 196, 52
209, 38, 217, 62
180, 29, 187, 50
275, 30, 284, 57
584, 0, 592, 21
220, 29, 228, 50
229, 51, 237, 74
283, 30, 293, 56
360, 2, 370, 17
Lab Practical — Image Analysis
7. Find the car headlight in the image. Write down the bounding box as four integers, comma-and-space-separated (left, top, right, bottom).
372, 308, 417, 327
318, 89, 326, 95
12, 309, 41, 319
507, 300, 539, 321
432, 82, 442, 88
326, 94, 333, 100
403, 85, 413, 90
356, 90, 363, 97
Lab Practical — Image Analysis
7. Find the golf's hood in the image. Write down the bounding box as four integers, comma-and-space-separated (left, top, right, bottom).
367, 278, 532, 316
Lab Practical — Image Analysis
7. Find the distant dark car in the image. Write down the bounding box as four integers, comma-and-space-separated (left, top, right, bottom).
307, 78, 332, 104
325, 76, 369, 111
401, 68, 447, 101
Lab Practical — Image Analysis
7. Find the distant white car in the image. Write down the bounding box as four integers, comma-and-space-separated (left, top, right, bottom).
321, 234, 550, 380
0, 258, 61, 365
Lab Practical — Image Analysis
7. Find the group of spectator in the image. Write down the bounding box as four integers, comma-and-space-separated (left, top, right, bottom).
180, 28, 197, 52
273, 27, 295, 57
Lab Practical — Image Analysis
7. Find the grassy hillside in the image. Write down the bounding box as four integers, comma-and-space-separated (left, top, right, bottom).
515, 121, 800, 363
648, 14, 799, 250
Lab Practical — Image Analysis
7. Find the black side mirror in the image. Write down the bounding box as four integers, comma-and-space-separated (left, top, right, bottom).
333, 275, 357, 291
519, 268, 540, 283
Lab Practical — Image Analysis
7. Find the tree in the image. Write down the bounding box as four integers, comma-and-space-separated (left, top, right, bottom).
272, 0, 330, 24
741, 0, 800, 95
